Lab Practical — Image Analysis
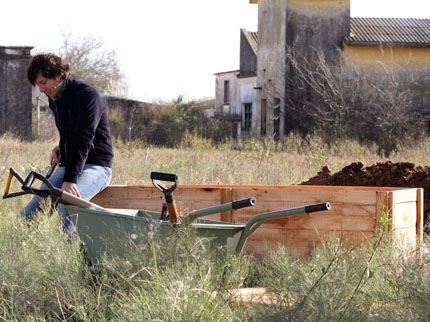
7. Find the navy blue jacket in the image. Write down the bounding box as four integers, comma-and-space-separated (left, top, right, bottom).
48, 79, 114, 183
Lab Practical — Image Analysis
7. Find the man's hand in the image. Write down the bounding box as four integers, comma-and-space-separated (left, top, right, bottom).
62, 182, 81, 198
51, 146, 61, 164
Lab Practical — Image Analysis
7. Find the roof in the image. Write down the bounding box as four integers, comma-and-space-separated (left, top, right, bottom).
345, 17, 430, 48
213, 70, 240, 76
241, 28, 258, 55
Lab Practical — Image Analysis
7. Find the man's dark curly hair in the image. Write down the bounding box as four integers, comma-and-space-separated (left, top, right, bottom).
27, 53, 71, 85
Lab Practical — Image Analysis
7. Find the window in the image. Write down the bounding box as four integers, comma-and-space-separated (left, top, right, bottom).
224, 80, 230, 104
244, 103, 252, 130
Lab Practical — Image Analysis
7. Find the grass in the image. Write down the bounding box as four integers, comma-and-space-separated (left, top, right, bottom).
1, 134, 430, 321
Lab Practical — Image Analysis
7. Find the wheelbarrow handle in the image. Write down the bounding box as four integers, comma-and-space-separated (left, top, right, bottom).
305, 202, 331, 213
234, 202, 331, 256
183, 197, 256, 226
232, 198, 256, 210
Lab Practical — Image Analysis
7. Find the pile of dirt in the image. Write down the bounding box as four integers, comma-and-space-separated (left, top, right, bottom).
301, 161, 430, 222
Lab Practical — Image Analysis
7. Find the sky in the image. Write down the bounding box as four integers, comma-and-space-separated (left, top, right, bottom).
1, 0, 430, 103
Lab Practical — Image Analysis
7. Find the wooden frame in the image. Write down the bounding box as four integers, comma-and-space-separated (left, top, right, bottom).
91, 185, 423, 256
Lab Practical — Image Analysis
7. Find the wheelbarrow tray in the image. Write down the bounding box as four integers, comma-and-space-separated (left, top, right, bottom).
67, 201, 330, 264
67, 205, 246, 263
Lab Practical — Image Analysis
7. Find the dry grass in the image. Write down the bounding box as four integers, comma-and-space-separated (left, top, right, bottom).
1, 135, 430, 321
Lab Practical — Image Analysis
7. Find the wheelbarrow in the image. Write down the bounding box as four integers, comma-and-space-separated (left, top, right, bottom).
64, 172, 331, 263
3, 168, 331, 262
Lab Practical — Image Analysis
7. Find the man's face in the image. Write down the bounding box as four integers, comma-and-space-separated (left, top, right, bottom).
35, 73, 64, 98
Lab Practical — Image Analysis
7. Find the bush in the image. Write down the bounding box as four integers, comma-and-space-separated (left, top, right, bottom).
106, 96, 232, 147
281, 48, 429, 156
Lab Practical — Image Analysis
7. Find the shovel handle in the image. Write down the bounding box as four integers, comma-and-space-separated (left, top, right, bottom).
60, 191, 108, 211
166, 200, 180, 223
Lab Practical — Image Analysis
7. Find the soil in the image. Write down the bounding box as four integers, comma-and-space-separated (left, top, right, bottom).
300, 161, 430, 232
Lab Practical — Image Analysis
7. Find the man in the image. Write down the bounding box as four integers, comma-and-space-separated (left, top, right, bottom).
21, 53, 114, 232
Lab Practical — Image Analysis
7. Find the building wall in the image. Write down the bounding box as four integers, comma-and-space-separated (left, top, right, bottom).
255, 0, 350, 139
344, 46, 430, 69
238, 76, 257, 138
284, 0, 350, 134
344, 45, 430, 116
240, 31, 257, 78
255, 0, 287, 138
0, 47, 33, 140
214, 71, 240, 116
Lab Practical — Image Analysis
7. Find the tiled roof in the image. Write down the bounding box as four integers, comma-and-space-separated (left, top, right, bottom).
345, 17, 430, 47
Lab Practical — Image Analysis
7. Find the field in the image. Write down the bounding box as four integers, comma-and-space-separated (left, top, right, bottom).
1, 135, 430, 321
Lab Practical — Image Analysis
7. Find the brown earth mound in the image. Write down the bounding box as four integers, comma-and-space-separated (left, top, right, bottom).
300, 161, 430, 231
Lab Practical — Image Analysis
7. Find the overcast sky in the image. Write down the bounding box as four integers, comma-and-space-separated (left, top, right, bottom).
1, 0, 429, 102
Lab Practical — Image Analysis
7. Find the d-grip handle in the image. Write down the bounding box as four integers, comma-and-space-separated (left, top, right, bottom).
150, 171, 180, 222
150, 172, 178, 182
22, 171, 63, 199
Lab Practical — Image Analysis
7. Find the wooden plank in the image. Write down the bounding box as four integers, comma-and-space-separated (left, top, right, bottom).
232, 187, 377, 205
91, 186, 162, 209
243, 230, 375, 256
416, 188, 424, 241
233, 203, 375, 231
183, 184, 412, 192
220, 188, 233, 222
391, 202, 417, 229
393, 189, 420, 203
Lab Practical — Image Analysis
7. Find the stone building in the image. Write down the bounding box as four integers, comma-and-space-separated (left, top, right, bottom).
0, 46, 33, 140
215, 0, 430, 141
214, 29, 257, 140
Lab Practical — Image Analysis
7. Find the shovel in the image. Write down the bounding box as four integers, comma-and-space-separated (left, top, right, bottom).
150, 171, 180, 222
3, 165, 107, 212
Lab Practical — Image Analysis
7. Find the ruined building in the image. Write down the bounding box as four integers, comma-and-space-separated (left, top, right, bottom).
215, 0, 430, 141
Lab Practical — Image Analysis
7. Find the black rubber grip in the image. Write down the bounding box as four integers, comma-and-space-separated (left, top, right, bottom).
22, 172, 36, 189
46, 162, 57, 179
232, 197, 256, 210
150, 172, 178, 182
305, 202, 331, 213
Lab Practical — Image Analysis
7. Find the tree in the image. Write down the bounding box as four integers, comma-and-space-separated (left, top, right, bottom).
57, 32, 127, 96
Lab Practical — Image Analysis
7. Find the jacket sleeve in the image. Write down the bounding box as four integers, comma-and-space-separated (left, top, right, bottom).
62, 87, 103, 183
